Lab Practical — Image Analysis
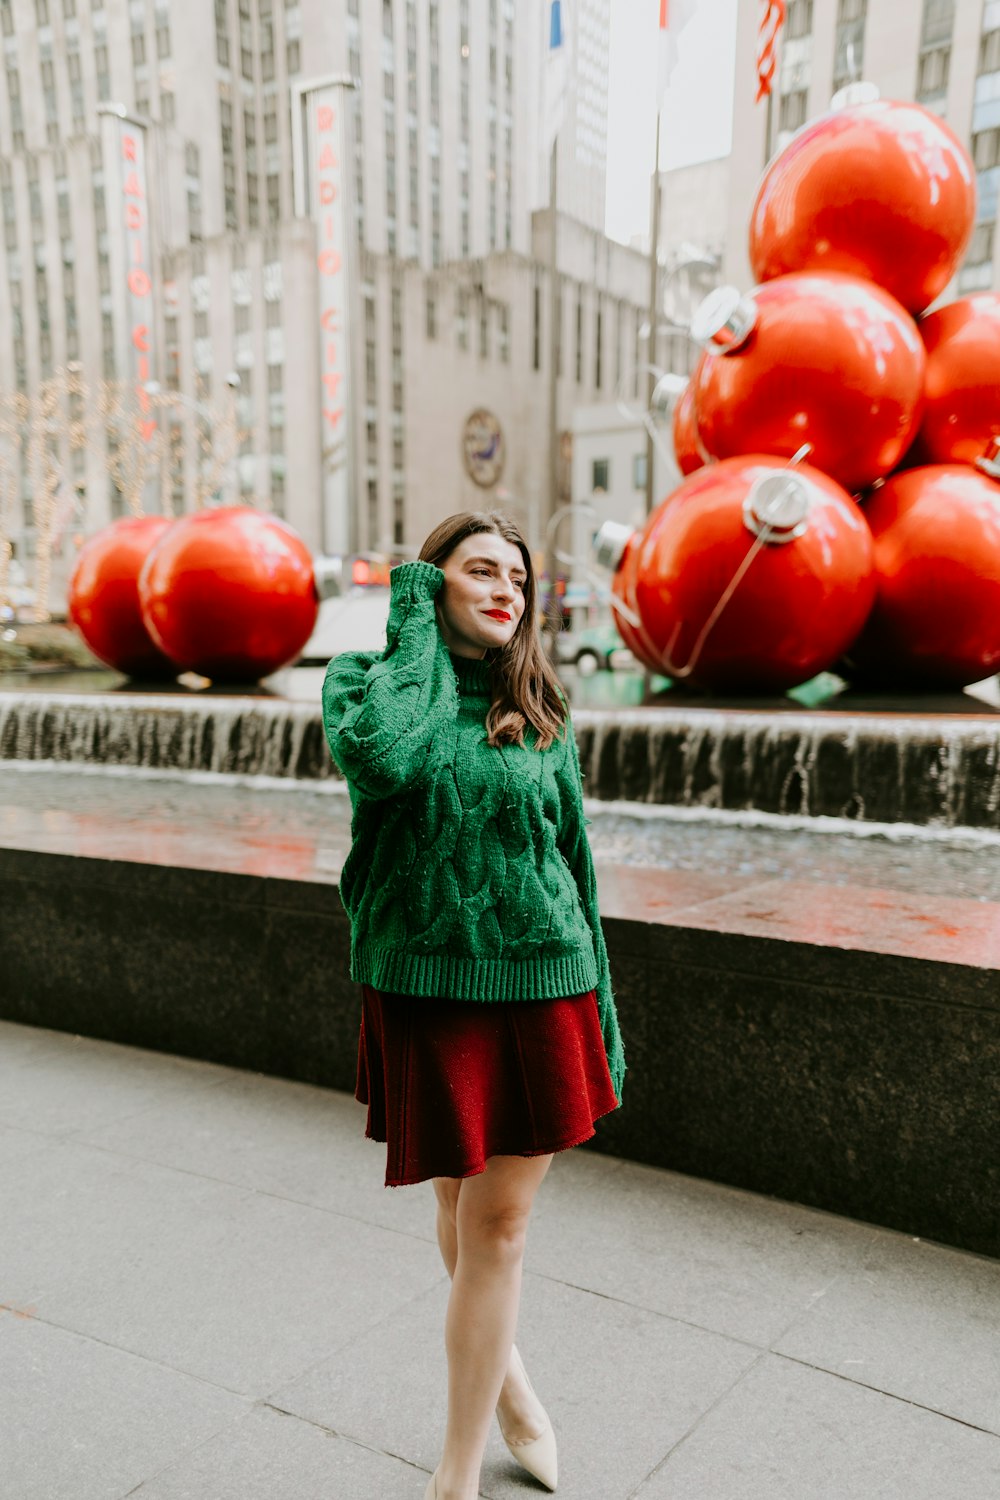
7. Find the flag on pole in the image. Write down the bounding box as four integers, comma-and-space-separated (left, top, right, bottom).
756, 0, 787, 102
542, 0, 568, 154
657, 0, 698, 110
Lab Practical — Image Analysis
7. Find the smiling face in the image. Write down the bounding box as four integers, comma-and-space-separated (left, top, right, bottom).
436, 533, 529, 659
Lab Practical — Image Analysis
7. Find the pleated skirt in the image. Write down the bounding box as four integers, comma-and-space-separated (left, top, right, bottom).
355, 982, 621, 1187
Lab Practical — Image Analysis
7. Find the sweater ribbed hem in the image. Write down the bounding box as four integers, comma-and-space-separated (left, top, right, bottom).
351, 944, 599, 1002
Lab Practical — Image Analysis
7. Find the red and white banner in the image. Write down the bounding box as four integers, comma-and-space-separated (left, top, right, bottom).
756, 0, 787, 102
297, 80, 355, 557
100, 110, 157, 486
657, 0, 698, 109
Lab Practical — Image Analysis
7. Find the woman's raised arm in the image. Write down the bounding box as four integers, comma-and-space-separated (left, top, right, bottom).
322, 558, 459, 800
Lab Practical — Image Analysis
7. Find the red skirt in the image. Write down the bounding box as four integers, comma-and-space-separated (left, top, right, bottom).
355, 983, 621, 1187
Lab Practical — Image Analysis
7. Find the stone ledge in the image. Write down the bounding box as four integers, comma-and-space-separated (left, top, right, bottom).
1, 844, 996, 1261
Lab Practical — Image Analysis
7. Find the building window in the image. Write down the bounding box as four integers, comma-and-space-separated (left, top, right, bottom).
980, 27, 1000, 76
456, 288, 468, 350
833, 0, 866, 90
592, 459, 610, 492
575, 291, 583, 384
594, 307, 603, 390
478, 298, 488, 358
425, 287, 437, 340
779, 90, 808, 132
532, 282, 541, 371
632, 453, 647, 490
917, 44, 950, 100
785, 0, 813, 39
498, 303, 509, 363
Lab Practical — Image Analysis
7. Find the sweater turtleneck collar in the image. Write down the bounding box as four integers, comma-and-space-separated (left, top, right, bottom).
448, 648, 493, 696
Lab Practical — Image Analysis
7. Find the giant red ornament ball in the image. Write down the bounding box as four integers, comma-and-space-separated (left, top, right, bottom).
912, 292, 1000, 467
615, 455, 876, 692
692, 272, 926, 494
68, 515, 177, 678
137, 507, 319, 682
671, 383, 707, 477
749, 99, 976, 316
608, 527, 666, 676
843, 465, 1000, 687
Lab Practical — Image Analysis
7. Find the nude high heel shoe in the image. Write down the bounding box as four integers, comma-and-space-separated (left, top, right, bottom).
496, 1343, 558, 1491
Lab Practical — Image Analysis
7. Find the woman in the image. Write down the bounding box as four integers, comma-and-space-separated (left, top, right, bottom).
321, 510, 626, 1500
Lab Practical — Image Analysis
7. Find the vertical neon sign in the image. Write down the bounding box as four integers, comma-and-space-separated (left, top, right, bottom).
295, 76, 357, 558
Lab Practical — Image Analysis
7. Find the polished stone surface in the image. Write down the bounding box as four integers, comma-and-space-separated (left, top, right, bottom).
1, 1019, 998, 1500
2, 764, 999, 962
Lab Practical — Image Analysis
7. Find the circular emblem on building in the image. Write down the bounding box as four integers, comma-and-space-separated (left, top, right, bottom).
462, 409, 505, 489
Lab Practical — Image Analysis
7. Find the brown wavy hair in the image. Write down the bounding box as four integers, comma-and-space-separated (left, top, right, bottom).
418, 509, 570, 751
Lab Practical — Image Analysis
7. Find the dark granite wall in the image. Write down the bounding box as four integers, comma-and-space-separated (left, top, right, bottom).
1, 846, 997, 1260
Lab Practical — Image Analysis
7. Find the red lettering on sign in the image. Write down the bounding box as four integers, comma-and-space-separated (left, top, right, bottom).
127, 268, 152, 296
131, 324, 149, 352
317, 105, 335, 130
140, 419, 157, 443
125, 203, 143, 229
321, 373, 342, 399
320, 308, 341, 333
323, 407, 345, 430
122, 136, 137, 162
318, 250, 342, 276
319, 181, 337, 204
123, 171, 143, 197
318, 143, 338, 169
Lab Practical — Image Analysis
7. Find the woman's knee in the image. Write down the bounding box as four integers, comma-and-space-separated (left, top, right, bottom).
455, 1156, 552, 1261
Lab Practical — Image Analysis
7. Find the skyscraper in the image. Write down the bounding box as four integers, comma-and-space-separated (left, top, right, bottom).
0, 0, 645, 613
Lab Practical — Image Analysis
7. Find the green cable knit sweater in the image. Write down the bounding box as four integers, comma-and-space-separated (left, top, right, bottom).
320, 558, 626, 1102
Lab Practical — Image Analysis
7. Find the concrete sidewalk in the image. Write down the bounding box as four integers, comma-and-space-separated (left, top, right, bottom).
1, 1020, 998, 1500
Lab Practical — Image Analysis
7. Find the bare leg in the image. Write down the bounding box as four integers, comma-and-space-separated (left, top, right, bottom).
432, 1176, 548, 1445
431, 1153, 553, 1500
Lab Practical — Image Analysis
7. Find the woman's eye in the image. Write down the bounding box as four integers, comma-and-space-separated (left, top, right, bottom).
474, 568, 524, 588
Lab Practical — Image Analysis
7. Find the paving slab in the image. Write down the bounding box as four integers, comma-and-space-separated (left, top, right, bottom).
2, 1019, 999, 1500
633, 1354, 1000, 1500
0, 1018, 233, 1138
125, 1404, 425, 1500
269, 1270, 758, 1500
0, 1309, 247, 1500
772, 1231, 1000, 1435
74, 1065, 434, 1242
0, 1135, 444, 1398
525, 1146, 881, 1347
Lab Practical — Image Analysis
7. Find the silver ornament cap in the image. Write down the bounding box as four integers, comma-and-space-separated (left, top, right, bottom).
743, 470, 813, 544
691, 285, 758, 355
592, 520, 634, 574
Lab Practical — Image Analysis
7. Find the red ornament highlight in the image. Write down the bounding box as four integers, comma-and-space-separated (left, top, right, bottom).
137, 507, 319, 682
692, 273, 926, 495
618, 455, 875, 692
672, 383, 707, 477
912, 293, 1000, 467
749, 99, 976, 316
68, 515, 177, 678
844, 465, 1000, 687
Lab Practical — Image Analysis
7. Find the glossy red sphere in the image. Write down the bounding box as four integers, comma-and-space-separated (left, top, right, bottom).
843, 465, 1000, 687
137, 507, 319, 682
694, 272, 925, 494
629, 455, 875, 691
911, 293, 1000, 467
672, 384, 707, 476
749, 99, 976, 315
609, 528, 666, 675
68, 515, 177, 678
